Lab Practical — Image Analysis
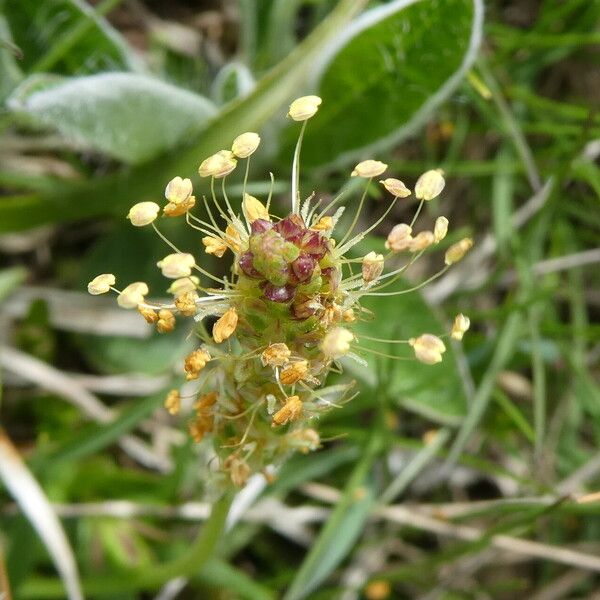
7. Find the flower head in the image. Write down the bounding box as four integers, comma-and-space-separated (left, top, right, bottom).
280, 360, 309, 385
272, 396, 303, 426
167, 276, 200, 297
202, 236, 228, 258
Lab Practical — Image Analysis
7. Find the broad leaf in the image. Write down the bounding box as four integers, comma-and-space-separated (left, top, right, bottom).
3, 0, 141, 74
0, 0, 367, 232
8, 73, 217, 164
296, 0, 484, 166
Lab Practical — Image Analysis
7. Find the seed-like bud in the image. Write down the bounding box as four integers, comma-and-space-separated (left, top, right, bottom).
157, 253, 195, 278
409, 231, 435, 252
409, 334, 446, 365
434, 216, 449, 243
280, 360, 308, 385
321, 327, 354, 359
213, 307, 238, 343
251, 219, 273, 234
445, 237, 473, 265
288, 95, 322, 121
238, 252, 262, 278
362, 251, 384, 284
242, 193, 270, 223
127, 202, 160, 226
351, 159, 388, 178
291, 253, 316, 282
311, 216, 334, 231
226, 223, 245, 254
117, 282, 148, 309
385, 223, 412, 252
342, 308, 356, 323
380, 178, 411, 198
415, 169, 445, 201
165, 176, 193, 204
261, 343, 291, 367
164, 389, 181, 415
174, 291, 198, 317
288, 428, 320, 453
198, 150, 237, 178
138, 306, 158, 324
264, 283, 295, 303
202, 235, 228, 258
184, 348, 211, 380
167, 276, 200, 297
232, 132, 260, 158
272, 395, 303, 426
157, 309, 176, 333
451, 313, 470, 340
87, 273, 115, 295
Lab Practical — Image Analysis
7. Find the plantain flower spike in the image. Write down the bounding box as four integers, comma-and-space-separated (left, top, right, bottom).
94, 96, 473, 490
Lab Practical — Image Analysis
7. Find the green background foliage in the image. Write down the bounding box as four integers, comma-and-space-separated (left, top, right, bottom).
1, 0, 599, 598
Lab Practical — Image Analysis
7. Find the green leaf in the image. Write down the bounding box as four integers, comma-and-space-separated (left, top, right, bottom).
298, 0, 484, 166
0, 266, 27, 302
3, 0, 141, 74
354, 290, 468, 425
0, 16, 23, 101
283, 434, 380, 600
8, 73, 217, 164
0, 0, 367, 232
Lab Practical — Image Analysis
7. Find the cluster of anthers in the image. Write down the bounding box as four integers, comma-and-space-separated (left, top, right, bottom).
88, 95, 473, 488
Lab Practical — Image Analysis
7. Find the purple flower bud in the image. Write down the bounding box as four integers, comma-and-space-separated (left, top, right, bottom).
321, 267, 341, 292
301, 230, 327, 259
251, 219, 273, 234
263, 283, 296, 303
274, 214, 305, 244
238, 252, 262, 278
291, 253, 316, 282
